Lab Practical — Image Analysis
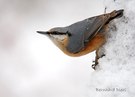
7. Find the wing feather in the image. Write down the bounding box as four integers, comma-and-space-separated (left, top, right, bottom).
66, 14, 110, 53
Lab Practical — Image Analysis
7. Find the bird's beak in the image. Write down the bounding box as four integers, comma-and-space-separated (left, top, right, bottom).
37, 31, 50, 35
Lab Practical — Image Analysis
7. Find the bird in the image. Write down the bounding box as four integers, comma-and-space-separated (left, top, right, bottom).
37, 9, 124, 70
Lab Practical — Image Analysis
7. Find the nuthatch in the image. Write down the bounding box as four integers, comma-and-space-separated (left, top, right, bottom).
37, 9, 124, 70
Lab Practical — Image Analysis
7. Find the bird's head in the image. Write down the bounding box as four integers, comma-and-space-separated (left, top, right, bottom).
37, 27, 71, 51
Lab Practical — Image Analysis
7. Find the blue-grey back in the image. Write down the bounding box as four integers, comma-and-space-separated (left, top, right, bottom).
66, 16, 105, 53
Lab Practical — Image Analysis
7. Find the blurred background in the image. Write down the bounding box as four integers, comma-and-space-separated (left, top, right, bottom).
0, 0, 104, 97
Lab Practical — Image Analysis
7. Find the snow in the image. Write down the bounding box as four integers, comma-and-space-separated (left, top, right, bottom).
0, 0, 135, 97
88, 0, 135, 97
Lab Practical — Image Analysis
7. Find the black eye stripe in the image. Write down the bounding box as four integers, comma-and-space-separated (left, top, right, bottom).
51, 31, 72, 36
52, 31, 66, 35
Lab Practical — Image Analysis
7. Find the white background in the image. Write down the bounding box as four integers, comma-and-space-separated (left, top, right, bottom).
0, 0, 104, 97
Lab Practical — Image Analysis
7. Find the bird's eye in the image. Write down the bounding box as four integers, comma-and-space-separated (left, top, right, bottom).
50, 31, 71, 37
52, 31, 59, 35
51, 31, 66, 35
66, 31, 72, 36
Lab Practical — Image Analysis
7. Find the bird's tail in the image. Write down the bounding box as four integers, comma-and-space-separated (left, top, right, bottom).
105, 9, 124, 24
109, 9, 124, 20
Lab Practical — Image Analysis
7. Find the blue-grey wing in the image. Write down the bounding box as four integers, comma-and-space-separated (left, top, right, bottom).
66, 15, 108, 53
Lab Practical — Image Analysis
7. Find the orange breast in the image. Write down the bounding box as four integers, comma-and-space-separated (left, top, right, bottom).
63, 33, 106, 57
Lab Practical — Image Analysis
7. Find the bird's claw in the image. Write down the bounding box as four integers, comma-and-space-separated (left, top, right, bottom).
92, 64, 96, 70
91, 63, 98, 70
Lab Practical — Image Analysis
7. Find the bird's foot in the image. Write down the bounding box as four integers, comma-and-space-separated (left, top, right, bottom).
91, 63, 97, 70
92, 60, 99, 70
92, 53, 105, 70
